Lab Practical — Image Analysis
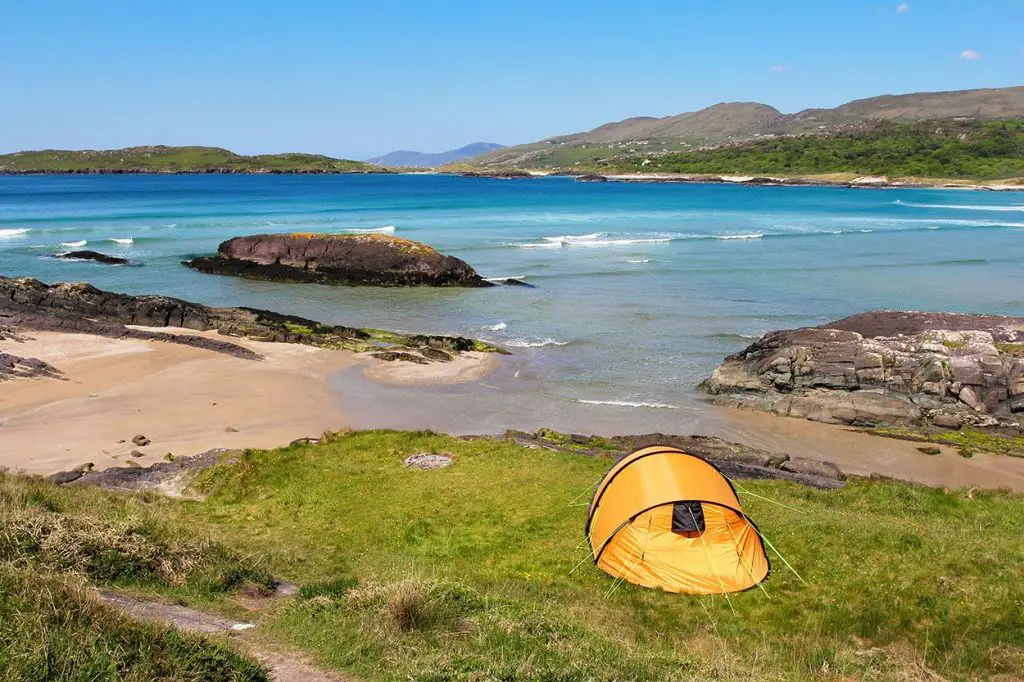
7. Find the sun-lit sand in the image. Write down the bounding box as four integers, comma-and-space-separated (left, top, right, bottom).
0, 329, 498, 475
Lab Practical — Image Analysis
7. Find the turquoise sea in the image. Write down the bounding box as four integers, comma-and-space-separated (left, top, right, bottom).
2, 174, 1023, 434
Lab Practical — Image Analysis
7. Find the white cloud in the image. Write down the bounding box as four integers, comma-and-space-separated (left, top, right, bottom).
770, 65, 792, 72
897, 3, 909, 13
960, 49, 982, 60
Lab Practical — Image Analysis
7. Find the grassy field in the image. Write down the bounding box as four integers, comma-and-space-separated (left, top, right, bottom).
3, 430, 1023, 680
0, 145, 377, 173
0, 474, 270, 680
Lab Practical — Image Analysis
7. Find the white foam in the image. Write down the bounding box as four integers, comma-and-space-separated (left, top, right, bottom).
895, 200, 1024, 212
108, 237, 134, 245
578, 399, 679, 409
348, 225, 397, 233
519, 235, 672, 248
506, 338, 568, 348
515, 241, 563, 249
485, 322, 507, 331
569, 238, 671, 247
542, 232, 605, 242
716, 233, 764, 240
625, 258, 651, 263
60, 240, 87, 247
0, 228, 29, 239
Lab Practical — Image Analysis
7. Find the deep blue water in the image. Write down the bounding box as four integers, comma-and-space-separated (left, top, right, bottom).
2, 174, 1023, 432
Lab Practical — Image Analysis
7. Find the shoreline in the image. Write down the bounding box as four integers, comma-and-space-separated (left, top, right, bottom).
3, 327, 1023, 491
0, 328, 497, 475
2, 169, 1021, 191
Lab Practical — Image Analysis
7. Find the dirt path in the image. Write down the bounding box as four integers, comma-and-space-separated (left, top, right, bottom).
98, 591, 351, 682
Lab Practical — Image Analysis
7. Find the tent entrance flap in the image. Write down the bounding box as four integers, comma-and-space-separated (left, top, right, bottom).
672, 501, 705, 534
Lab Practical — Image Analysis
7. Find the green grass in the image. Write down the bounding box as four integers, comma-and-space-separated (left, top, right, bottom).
870, 427, 1024, 459
995, 342, 1024, 358
0, 474, 269, 680
3, 431, 1022, 680
0, 145, 378, 173
0, 565, 267, 681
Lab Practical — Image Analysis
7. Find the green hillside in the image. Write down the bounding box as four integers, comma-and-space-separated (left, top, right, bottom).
604, 119, 1024, 180
0, 145, 379, 173
3, 430, 1022, 680
464, 86, 1024, 171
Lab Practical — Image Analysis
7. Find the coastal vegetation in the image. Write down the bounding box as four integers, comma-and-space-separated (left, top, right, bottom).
3, 430, 1021, 680
0, 474, 269, 680
0, 145, 378, 174
609, 119, 1024, 180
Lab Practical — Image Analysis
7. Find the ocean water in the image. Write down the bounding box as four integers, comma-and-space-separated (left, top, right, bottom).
2, 174, 1023, 434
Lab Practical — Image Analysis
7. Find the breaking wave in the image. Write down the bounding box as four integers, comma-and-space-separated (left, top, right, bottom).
895, 199, 1024, 212
108, 237, 134, 245
60, 240, 87, 247
485, 322, 507, 331
715, 233, 764, 240
505, 338, 569, 348
347, 225, 396, 233
577, 399, 679, 409
0, 228, 29, 239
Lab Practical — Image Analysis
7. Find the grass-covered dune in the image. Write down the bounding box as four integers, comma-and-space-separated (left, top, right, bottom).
603, 119, 1024, 181
0, 145, 379, 174
3, 430, 1023, 680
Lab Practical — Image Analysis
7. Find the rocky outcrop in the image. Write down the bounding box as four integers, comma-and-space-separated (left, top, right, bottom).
0, 276, 502, 363
702, 311, 1024, 430
0, 352, 63, 381
184, 233, 492, 287
458, 170, 534, 179
56, 250, 129, 265
500, 429, 845, 489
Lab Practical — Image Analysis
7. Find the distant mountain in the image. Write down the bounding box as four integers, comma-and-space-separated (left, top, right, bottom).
464, 86, 1024, 170
367, 142, 505, 168
0, 146, 378, 174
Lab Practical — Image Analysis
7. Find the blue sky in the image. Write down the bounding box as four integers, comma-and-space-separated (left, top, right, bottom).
1, 1, 1021, 159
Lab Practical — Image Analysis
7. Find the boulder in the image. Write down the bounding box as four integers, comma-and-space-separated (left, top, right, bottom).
184, 233, 491, 287
55, 250, 129, 265
702, 311, 1024, 430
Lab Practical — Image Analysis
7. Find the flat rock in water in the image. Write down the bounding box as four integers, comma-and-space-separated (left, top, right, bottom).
56, 250, 129, 265
184, 233, 493, 287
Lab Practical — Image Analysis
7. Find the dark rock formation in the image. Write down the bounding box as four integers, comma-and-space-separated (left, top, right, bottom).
0, 352, 63, 381
701, 311, 1024, 431
0, 277, 501, 363
458, 170, 533, 179
500, 429, 845, 489
575, 174, 609, 182
184, 233, 492, 287
56, 250, 129, 265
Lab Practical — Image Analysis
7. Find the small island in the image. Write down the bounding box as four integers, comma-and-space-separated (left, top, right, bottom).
184, 233, 494, 287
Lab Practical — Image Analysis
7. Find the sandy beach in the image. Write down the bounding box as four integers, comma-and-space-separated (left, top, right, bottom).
0, 328, 498, 475
3, 327, 1024, 492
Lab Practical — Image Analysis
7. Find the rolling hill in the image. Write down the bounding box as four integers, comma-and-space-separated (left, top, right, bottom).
366, 142, 505, 168
463, 86, 1024, 170
0, 145, 379, 173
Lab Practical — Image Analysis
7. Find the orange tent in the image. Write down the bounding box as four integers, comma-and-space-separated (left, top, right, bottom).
586, 445, 770, 594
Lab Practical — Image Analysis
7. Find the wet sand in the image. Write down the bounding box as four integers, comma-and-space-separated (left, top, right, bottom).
705, 407, 1024, 492
0, 329, 498, 475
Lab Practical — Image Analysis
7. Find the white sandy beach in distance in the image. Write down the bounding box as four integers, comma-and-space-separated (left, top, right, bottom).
0, 329, 499, 475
